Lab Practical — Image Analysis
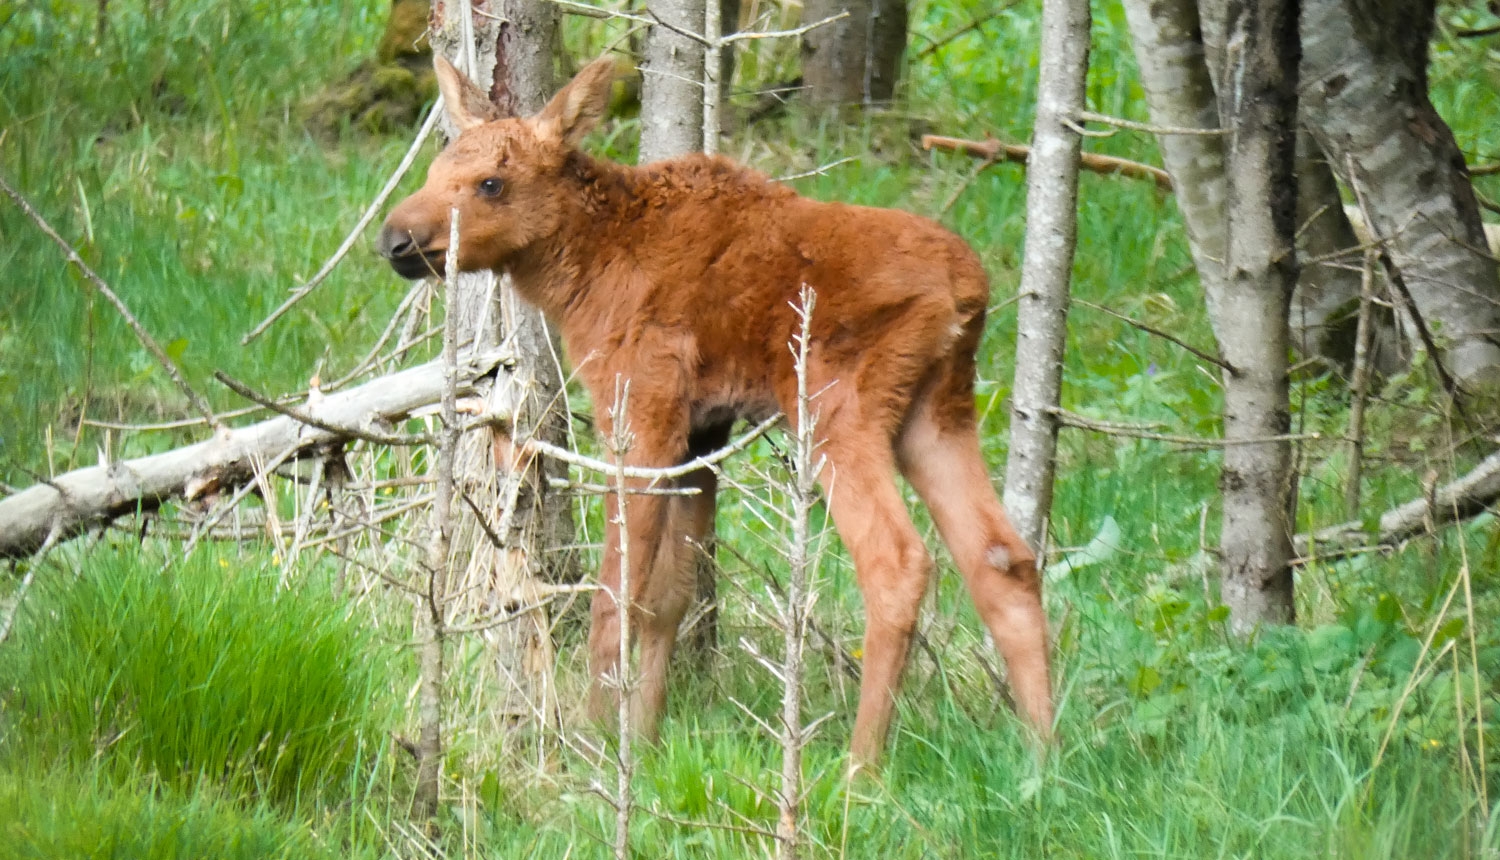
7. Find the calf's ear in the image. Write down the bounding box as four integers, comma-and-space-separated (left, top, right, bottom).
434, 56, 502, 131
535, 54, 623, 146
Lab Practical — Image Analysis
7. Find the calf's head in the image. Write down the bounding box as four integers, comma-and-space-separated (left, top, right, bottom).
376, 55, 619, 279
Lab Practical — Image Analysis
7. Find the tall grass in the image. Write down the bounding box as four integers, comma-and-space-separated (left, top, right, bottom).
0, 548, 398, 810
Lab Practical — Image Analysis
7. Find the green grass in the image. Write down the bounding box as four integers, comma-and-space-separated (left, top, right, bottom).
2, 0, 1498, 856
0, 547, 399, 810
0, 766, 356, 860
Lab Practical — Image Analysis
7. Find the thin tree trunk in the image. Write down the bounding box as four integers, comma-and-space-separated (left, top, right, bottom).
1127, 0, 1299, 628
1121, 0, 1229, 327
638, 1, 719, 657
430, 0, 575, 723
800, 0, 908, 106
1002, 0, 1090, 554
640, 0, 706, 163
1301, 0, 1500, 394
1212, 0, 1300, 630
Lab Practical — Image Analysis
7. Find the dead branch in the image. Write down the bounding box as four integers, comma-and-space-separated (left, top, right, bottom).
1052, 407, 1321, 447
0, 173, 217, 427
921, 134, 1175, 191
0, 349, 511, 558
242, 103, 442, 345
1074, 298, 1233, 372
1295, 444, 1500, 561
214, 372, 434, 447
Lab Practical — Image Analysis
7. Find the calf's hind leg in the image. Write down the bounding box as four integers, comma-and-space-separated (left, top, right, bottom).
816, 426, 936, 768
895, 372, 1054, 739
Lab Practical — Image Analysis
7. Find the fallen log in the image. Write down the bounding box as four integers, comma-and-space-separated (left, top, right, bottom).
921, 133, 1175, 191
1294, 444, 1500, 562
0, 349, 511, 559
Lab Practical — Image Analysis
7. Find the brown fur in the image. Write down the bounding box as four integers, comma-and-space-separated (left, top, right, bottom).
377, 55, 1054, 766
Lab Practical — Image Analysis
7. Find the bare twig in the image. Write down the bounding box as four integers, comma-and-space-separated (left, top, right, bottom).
1051, 407, 1320, 447
0, 173, 217, 427
1075, 109, 1227, 136
920, 134, 1174, 191
1344, 250, 1377, 518
1074, 299, 1233, 372
609, 376, 634, 860
242, 103, 443, 344
774, 157, 857, 183
915, 5, 1017, 59
412, 207, 464, 824
524, 413, 781, 480
778, 285, 824, 858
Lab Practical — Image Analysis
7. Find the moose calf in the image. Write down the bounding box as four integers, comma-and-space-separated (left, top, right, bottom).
377, 55, 1053, 766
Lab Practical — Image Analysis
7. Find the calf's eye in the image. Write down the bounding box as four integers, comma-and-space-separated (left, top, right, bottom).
477, 178, 503, 198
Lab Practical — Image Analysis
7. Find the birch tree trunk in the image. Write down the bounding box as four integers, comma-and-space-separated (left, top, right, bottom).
1301, 0, 1500, 394
800, 0, 908, 106
640, 0, 706, 163
430, 0, 575, 722
1001, 0, 1090, 555
638, 3, 721, 656
1211, 0, 1300, 629
1121, 0, 1229, 323
1125, 0, 1297, 628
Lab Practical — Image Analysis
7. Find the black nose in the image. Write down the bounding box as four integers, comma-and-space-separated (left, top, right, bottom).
376, 222, 430, 260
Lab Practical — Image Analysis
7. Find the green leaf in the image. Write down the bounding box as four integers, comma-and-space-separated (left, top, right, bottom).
1431, 617, 1466, 649
164, 338, 188, 364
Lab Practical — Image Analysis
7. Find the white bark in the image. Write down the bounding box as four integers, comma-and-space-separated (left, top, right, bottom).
1297, 446, 1500, 558
1301, 0, 1500, 393
1001, 0, 1090, 554
640, 0, 706, 163
1120, 0, 1228, 323
0, 351, 509, 559
1126, 0, 1298, 629
1212, 0, 1300, 630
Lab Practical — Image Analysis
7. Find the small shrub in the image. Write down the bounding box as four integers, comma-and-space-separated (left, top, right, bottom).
0, 548, 396, 809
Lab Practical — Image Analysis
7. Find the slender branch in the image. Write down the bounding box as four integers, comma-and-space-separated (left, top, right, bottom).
1075, 109, 1227, 136
1344, 250, 1378, 518
920, 134, 1175, 191
0, 173, 218, 427
242, 102, 442, 344
1051, 407, 1321, 447
1074, 299, 1234, 372
719, 11, 849, 43
524, 413, 781, 480
915, 5, 1016, 59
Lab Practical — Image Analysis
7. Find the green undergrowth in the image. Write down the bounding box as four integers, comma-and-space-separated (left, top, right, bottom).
0, 548, 399, 812
0, 766, 355, 860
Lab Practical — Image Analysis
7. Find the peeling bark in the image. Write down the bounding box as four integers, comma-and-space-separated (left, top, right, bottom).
430, 3, 575, 721
1002, 0, 1090, 554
